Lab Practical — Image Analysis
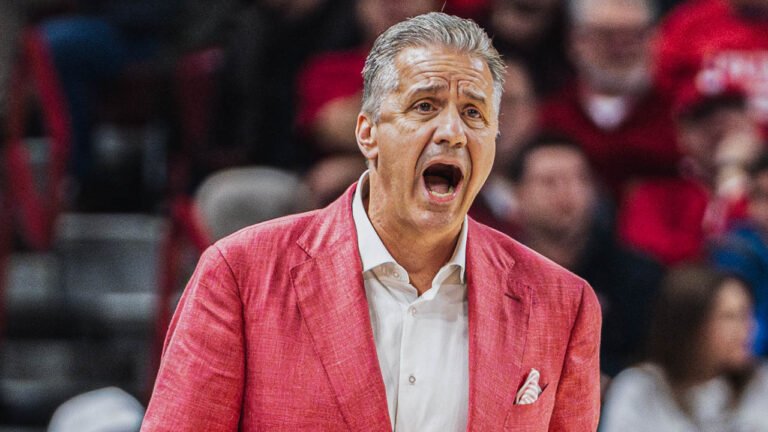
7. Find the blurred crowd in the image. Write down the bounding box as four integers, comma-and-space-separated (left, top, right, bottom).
2, 0, 768, 430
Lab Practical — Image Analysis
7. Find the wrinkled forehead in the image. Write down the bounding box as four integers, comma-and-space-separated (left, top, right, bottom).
391, 45, 495, 98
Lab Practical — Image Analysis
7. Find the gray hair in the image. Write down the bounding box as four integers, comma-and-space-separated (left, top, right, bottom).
361, 12, 505, 122
567, 0, 658, 26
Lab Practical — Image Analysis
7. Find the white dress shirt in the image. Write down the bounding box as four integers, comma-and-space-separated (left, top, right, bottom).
352, 171, 469, 432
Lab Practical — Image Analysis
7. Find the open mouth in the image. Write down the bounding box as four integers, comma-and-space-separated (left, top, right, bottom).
422, 163, 463, 199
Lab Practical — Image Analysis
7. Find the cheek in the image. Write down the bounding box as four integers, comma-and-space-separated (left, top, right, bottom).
470, 133, 497, 171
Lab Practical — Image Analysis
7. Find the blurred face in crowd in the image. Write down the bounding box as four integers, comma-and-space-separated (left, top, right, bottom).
357, 0, 438, 43
495, 60, 538, 172
516, 145, 596, 239
356, 45, 498, 238
490, 0, 560, 46
748, 169, 768, 233
570, 0, 653, 95
678, 105, 760, 180
699, 279, 755, 372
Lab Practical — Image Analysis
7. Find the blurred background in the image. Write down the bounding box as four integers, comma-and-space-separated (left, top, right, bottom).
1, 0, 767, 430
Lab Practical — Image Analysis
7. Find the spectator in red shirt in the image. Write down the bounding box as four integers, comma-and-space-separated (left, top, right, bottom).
655, 0, 768, 134
619, 85, 763, 264
540, 0, 681, 200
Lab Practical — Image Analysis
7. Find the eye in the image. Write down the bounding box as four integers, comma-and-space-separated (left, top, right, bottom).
414, 101, 436, 113
464, 106, 484, 120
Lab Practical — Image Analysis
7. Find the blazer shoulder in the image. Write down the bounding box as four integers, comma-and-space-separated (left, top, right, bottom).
471, 220, 587, 288
213, 209, 322, 261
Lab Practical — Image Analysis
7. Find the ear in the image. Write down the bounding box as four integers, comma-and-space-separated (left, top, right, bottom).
356, 112, 378, 166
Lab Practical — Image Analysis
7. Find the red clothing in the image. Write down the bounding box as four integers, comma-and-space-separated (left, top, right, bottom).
619, 178, 709, 265
296, 48, 367, 131
142, 185, 601, 431
655, 0, 768, 129
618, 177, 748, 265
539, 84, 681, 199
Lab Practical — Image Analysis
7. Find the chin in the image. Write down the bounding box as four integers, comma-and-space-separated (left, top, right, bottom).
412, 208, 465, 233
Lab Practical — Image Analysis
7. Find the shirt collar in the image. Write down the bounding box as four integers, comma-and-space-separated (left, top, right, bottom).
352, 170, 468, 282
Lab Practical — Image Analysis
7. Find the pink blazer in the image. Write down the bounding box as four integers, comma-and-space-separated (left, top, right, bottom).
142, 185, 601, 431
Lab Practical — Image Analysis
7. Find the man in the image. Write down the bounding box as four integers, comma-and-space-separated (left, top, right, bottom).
540, 0, 680, 199
510, 135, 663, 378
142, 13, 601, 431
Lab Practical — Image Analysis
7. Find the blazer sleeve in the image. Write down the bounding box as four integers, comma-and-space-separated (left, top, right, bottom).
549, 283, 602, 432
142, 245, 245, 431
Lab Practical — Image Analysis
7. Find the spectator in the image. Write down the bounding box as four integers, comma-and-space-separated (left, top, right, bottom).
655, 0, 768, 135
511, 134, 664, 377
469, 58, 537, 236
619, 86, 763, 264
487, 0, 571, 96
540, 0, 681, 200
712, 152, 768, 356
601, 265, 768, 432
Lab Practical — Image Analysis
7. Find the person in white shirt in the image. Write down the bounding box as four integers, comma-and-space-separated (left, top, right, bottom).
601, 264, 768, 432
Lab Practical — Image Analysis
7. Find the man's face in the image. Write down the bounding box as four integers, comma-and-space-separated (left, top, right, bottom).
516, 146, 595, 238
356, 45, 498, 237
571, 0, 652, 94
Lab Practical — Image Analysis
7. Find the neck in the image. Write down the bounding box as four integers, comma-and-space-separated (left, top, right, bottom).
364, 198, 461, 296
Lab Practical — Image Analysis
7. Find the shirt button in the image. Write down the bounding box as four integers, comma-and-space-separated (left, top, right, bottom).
409, 306, 417, 316
409, 375, 416, 384
393, 271, 400, 279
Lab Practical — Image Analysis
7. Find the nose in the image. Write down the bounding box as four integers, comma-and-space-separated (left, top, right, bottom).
433, 105, 467, 148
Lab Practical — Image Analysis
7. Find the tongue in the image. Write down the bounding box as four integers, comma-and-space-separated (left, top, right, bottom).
424, 175, 451, 194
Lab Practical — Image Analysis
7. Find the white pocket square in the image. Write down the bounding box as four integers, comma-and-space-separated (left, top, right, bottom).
515, 368, 542, 405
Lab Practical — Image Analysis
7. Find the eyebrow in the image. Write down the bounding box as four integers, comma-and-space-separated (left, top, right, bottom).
407, 82, 449, 98
407, 83, 488, 105
461, 87, 487, 105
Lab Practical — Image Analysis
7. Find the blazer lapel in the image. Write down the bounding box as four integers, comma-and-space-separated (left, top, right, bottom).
466, 222, 532, 431
290, 187, 391, 431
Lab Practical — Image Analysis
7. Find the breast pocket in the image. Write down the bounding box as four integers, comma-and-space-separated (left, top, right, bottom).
503, 385, 554, 431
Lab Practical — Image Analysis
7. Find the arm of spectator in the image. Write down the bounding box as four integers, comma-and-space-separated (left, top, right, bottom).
142, 246, 244, 431
548, 283, 602, 431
